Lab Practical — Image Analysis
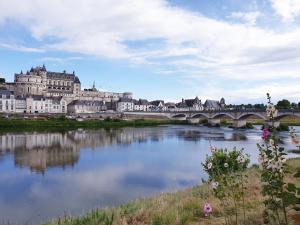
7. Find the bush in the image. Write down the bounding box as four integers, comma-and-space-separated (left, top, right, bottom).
240, 122, 254, 129
202, 147, 250, 224
276, 123, 289, 131
104, 117, 113, 122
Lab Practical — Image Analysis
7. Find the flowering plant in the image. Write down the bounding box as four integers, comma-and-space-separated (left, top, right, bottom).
290, 127, 300, 151
257, 94, 300, 225
202, 146, 250, 225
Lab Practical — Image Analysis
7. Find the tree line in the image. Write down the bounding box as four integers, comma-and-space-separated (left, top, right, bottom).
227, 99, 300, 110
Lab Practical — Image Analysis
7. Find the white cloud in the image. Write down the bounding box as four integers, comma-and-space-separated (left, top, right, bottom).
0, 43, 43, 52
269, 0, 300, 22
0, 0, 299, 101
229, 11, 261, 25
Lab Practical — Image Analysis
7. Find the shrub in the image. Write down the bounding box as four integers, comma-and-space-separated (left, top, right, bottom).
202, 146, 250, 224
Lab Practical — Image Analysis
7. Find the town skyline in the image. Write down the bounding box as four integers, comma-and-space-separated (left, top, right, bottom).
0, 64, 298, 105
0, 0, 300, 104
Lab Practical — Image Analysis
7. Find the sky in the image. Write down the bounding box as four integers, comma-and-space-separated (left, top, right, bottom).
0, 0, 300, 104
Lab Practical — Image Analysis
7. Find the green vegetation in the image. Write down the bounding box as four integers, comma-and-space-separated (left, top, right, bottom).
0, 77, 5, 83
43, 158, 300, 225
277, 99, 291, 109
240, 122, 254, 129
276, 123, 290, 131
0, 117, 188, 132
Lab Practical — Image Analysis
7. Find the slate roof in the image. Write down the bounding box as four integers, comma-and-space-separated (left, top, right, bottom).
135, 99, 149, 105
0, 89, 14, 98
204, 100, 221, 109
150, 100, 164, 106
118, 97, 133, 103
69, 100, 105, 106
16, 66, 81, 84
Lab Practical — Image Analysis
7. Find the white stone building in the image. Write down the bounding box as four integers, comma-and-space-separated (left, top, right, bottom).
0, 90, 15, 113
67, 100, 107, 114
116, 98, 134, 112
25, 96, 67, 114
133, 99, 149, 111
150, 100, 166, 111
15, 96, 26, 113
176, 97, 203, 111
11, 66, 81, 101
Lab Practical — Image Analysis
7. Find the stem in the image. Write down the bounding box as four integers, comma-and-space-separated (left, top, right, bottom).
241, 177, 246, 225
280, 175, 288, 225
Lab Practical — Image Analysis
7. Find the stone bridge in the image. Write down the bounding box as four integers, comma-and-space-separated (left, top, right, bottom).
124, 109, 300, 128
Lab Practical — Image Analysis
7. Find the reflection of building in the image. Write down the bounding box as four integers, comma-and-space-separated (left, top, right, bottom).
14, 147, 80, 173
0, 128, 163, 173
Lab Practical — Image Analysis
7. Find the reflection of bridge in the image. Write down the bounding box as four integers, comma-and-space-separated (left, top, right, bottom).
124, 109, 300, 128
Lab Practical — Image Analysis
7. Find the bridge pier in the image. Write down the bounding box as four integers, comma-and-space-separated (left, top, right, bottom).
233, 119, 247, 128
208, 118, 220, 126
173, 116, 187, 121
187, 118, 200, 124
267, 121, 280, 128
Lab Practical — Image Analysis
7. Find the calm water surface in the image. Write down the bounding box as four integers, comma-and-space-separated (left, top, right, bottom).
0, 125, 299, 224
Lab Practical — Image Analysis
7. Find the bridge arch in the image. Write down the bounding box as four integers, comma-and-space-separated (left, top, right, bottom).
211, 113, 235, 120
274, 113, 300, 120
172, 114, 186, 118
191, 113, 209, 119
237, 113, 266, 120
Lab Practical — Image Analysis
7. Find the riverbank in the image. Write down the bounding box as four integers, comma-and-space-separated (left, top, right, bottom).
0, 118, 188, 132
44, 158, 300, 225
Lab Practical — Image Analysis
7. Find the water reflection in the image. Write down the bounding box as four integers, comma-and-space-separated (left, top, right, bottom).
0, 125, 299, 224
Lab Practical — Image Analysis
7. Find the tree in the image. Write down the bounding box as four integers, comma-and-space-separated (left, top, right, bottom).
0, 77, 5, 83
276, 99, 291, 109
291, 102, 297, 109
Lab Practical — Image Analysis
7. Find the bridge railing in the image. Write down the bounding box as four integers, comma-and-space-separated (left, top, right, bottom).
123, 108, 300, 113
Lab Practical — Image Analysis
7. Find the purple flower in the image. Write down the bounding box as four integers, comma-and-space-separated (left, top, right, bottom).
262, 128, 270, 140
203, 203, 212, 217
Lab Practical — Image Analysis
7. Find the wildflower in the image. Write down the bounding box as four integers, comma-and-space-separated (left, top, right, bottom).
268, 139, 276, 152
203, 203, 212, 217
207, 162, 212, 169
224, 163, 229, 168
266, 104, 278, 118
237, 155, 245, 164
262, 128, 271, 140
210, 146, 217, 153
211, 181, 219, 189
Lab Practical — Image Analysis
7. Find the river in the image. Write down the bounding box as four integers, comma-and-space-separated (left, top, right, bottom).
0, 125, 299, 224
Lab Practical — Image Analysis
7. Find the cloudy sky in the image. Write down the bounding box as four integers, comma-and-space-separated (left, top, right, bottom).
0, 0, 299, 104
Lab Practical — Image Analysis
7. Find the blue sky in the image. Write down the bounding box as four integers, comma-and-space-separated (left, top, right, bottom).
0, 0, 300, 104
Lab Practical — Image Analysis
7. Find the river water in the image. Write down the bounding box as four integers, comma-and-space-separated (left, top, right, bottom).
0, 125, 299, 224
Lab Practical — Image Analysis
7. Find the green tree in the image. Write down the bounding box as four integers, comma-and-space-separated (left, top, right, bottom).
276, 99, 291, 109
0, 78, 5, 83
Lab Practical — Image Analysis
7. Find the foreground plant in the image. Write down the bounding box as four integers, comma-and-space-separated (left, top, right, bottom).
290, 127, 300, 152
202, 146, 250, 225
257, 93, 300, 225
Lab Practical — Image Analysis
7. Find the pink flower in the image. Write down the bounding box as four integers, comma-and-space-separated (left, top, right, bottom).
203, 203, 212, 217
262, 128, 270, 140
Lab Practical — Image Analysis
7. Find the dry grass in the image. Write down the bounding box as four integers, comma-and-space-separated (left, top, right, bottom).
44, 159, 300, 225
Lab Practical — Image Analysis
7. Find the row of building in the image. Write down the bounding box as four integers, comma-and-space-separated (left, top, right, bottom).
0, 65, 226, 114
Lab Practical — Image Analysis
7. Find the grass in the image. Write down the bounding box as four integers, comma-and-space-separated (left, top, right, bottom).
0, 118, 188, 132
43, 158, 300, 225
